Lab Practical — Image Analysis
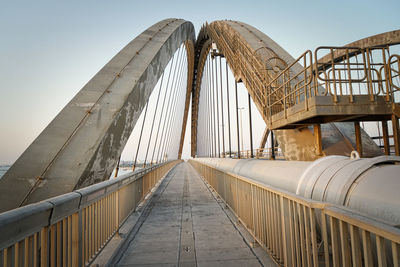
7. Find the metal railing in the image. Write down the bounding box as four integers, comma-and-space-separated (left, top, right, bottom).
254, 148, 284, 159
218, 148, 284, 160
189, 159, 400, 267
0, 160, 181, 267
265, 44, 400, 124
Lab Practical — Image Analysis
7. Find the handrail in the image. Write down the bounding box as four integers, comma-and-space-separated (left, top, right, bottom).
189, 159, 400, 266
264, 43, 400, 122
0, 160, 181, 266
389, 54, 400, 91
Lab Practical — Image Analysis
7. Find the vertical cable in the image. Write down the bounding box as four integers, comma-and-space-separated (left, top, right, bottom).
199, 69, 204, 156
133, 100, 149, 170
219, 56, 225, 157
166, 78, 185, 159
202, 57, 207, 157
150, 47, 182, 163
235, 80, 241, 158
208, 56, 213, 157
143, 72, 165, 166
214, 54, 221, 158
201, 58, 206, 157
226, 61, 232, 158
248, 93, 254, 158
162, 54, 186, 161
150, 51, 177, 164
176, 62, 188, 156
211, 53, 217, 157
157, 48, 184, 161
206, 58, 212, 157
157, 47, 185, 162
208, 54, 215, 157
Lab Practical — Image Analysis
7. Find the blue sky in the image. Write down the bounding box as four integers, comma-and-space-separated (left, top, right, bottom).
0, 0, 399, 164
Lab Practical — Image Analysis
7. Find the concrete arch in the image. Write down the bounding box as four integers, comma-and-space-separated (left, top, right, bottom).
0, 18, 195, 212
191, 21, 398, 159
191, 20, 313, 158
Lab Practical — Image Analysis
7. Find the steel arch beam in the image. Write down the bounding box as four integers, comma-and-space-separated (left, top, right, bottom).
191, 21, 393, 160
178, 42, 195, 159
0, 18, 195, 212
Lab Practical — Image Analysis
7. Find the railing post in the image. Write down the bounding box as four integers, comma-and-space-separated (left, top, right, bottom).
251, 185, 256, 240
330, 48, 338, 103
78, 211, 83, 266
365, 48, 375, 102
115, 189, 120, 235
314, 124, 323, 156
280, 195, 289, 266
346, 49, 354, 103
72, 213, 79, 266
392, 114, 400, 156
40, 227, 48, 267
382, 120, 390, 155
236, 177, 239, 216
354, 122, 363, 157
321, 210, 331, 267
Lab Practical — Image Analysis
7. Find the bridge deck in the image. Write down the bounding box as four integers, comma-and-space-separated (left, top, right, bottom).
115, 162, 273, 266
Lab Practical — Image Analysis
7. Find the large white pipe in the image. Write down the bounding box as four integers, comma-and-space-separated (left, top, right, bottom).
194, 155, 400, 227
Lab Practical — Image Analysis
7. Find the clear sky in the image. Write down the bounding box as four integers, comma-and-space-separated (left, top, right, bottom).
0, 0, 399, 164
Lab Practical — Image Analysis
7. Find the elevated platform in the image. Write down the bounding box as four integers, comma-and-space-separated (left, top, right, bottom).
269, 95, 393, 130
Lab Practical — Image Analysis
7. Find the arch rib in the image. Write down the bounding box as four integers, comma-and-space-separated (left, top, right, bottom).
191, 21, 396, 160
0, 18, 195, 212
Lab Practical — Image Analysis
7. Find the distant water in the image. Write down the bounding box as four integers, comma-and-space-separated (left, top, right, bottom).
0, 165, 10, 179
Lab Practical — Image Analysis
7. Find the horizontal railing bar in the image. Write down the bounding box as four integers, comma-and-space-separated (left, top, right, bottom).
193, 160, 326, 208
0, 201, 53, 250
324, 206, 400, 243
189, 159, 400, 267
0, 161, 176, 251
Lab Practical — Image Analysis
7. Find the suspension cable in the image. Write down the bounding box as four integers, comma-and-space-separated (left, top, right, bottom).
159, 48, 185, 161
201, 68, 206, 157
143, 71, 165, 167
150, 46, 182, 164
150, 51, 175, 164
248, 93, 254, 158
219, 56, 225, 157
133, 100, 149, 171
205, 58, 211, 157
156, 46, 185, 162
165, 71, 186, 159
161, 52, 187, 161
208, 54, 215, 157
235, 80, 241, 158
208, 55, 213, 157
226, 61, 232, 158
211, 53, 217, 157
214, 54, 221, 158
156, 48, 184, 162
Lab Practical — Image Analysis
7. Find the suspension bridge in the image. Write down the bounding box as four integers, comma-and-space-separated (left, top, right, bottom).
0, 18, 400, 266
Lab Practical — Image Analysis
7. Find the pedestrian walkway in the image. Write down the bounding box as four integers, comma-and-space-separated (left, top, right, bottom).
116, 162, 269, 267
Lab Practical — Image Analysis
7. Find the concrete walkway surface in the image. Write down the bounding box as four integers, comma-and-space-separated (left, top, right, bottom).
115, 162, 274, 267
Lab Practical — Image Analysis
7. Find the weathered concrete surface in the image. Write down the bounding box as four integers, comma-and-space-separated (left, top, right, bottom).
191, 20, 384, 160
116, 162, 274, 267
0, 19, 195, 212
